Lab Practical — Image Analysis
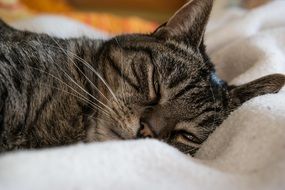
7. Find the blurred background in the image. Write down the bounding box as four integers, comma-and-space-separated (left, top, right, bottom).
0, 0, 272, 35
68, 0, 271, 21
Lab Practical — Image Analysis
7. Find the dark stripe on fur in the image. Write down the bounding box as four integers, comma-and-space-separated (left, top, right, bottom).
107, 56, 140, 92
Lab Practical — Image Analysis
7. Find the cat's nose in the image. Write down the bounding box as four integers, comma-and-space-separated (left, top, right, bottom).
137, 120, 156, 138
137, 107, 171, 139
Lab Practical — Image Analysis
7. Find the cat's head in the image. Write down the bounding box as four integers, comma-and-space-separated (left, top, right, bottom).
90, 0, 285, 155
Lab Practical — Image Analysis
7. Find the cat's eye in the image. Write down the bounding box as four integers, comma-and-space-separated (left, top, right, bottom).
178, 131, 202, 144
154, 80, 160, 97
146, 78, 160, 106
152, 66, 160, 98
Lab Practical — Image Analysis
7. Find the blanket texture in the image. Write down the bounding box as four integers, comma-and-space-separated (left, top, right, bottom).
1, 1, 285, 190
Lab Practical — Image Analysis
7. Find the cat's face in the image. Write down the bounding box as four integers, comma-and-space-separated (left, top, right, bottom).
88, 0, 285, 155
93, 34, 228, 155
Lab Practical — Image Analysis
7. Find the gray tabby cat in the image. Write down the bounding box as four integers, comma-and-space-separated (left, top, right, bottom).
0, 0, 284, 155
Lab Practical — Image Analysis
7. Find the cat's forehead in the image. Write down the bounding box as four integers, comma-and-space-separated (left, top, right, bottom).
102, 33, 213, 81
105, 34, 202, 62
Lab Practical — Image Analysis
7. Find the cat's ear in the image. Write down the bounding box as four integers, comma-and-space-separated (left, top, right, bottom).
153, 0, 213, 49
229, 74, 285, 109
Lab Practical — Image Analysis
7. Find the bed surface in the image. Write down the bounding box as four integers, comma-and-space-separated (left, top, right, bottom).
1, 1, 285, 190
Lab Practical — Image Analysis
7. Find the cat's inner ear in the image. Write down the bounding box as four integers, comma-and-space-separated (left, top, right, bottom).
229, 74, 285, 109
153, 0, 213, 49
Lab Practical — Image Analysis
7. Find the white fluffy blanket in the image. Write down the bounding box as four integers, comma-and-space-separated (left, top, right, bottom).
1, 2, 285, 190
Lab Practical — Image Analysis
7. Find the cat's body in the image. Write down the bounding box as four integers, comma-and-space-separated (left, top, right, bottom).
0, 26, 104, 150
0, 0, 284, 154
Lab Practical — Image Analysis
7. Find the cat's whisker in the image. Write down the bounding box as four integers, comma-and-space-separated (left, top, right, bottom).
23, 66, 114, 119
48, 43, 115, 106
39, 84, 113, 118
37, 40, 123, 121
68, 45, 125, 115
72, 53, 119, 105
50, 38, 119, 104
7, 63, 116, 123
44, 39, 121, 120
37, 43, 121, 120
39, 44, 117, 118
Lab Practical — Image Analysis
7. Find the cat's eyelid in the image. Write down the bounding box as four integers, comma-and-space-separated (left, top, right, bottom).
147, 64, 160, 104
174, 130, 202, 145
143, 99, 159, 107
174, 129, 196, 138
154, 81, 161, 98
173, 122, 202, 142
174, 122, 199, 133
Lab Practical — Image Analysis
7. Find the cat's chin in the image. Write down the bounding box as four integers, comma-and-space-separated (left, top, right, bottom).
86, 123, 124, 142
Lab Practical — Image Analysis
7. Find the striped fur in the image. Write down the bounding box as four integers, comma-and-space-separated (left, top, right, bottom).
0, 0, 284, 154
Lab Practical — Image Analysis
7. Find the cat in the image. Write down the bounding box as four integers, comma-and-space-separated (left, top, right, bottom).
0, 0, 284, 155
